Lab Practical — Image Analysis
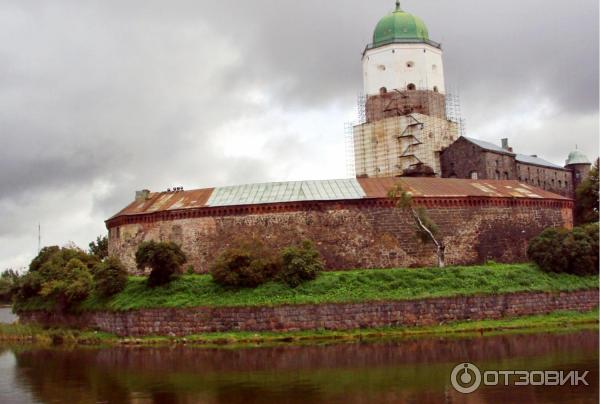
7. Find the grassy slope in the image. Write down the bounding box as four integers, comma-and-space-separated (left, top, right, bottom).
63, 263, 600, 311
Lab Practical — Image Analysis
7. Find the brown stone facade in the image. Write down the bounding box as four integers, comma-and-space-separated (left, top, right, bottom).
107, 197, 572, 274
19, 289, 599, 337
365, 89, 446, 122
440, 137, 575, 197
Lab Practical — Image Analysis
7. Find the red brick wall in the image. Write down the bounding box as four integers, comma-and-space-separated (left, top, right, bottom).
20, 289, 598, 337
107, 198, 572, 274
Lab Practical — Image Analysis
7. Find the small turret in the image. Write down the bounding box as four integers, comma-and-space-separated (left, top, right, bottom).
565, 149, 591, 192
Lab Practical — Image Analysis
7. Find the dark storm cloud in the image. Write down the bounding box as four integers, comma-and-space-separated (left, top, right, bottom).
0, 0, 597, 268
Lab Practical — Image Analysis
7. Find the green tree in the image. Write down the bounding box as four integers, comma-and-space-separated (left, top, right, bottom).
89, 235, 109, 260
15, 246, 99, 311
93, 256, 128, 297
0, 269, 20, 304
388, 184, 445, 267
574, 158, 599, 225
135, 241, 187, 287
279, 240, 324, 287
40, 258, 94, 309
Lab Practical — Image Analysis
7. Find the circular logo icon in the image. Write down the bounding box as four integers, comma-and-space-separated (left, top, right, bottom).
451, 362, 481, 394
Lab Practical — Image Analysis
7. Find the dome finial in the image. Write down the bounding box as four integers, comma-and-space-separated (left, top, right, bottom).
395, 1, 401, 11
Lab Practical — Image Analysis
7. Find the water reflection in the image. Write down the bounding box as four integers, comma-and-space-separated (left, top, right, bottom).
2, 331, 598, 403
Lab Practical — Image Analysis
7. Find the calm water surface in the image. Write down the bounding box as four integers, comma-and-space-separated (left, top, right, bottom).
0, 329, 597, 403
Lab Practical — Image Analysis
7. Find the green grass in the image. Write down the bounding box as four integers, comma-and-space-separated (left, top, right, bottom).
1, 309, 597, 348
15, 263, 598, 312
77, 263, 598, 311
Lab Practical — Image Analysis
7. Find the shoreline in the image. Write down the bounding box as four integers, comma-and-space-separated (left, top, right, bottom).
1, 309, 597, 349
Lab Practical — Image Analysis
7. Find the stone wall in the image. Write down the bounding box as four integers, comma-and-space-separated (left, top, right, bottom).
107, 198, 572, 274
365, 89, 447, 122
20, 289, 599, 337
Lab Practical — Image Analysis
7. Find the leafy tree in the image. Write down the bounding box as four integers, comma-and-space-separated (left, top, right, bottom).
574, 158, 599, 225
279, 240, 324, 287
15, 245, 99, 311
210, 239, 281, 288
135, 241, 187, 287
527, 223, 598, 276
388, 184, 446, 267
40, 258, 94, 309
29, 246, 60, 272
0, 269, 20, 304
89, 235, 109, 260
93, 256, 128, 297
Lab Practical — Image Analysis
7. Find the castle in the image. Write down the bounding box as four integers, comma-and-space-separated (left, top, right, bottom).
107, 2, 584, 274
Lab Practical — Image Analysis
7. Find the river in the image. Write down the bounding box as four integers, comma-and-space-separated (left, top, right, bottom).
0, 326, 597, 403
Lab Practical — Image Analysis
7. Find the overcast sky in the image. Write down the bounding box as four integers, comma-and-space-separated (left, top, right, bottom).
1, 0, 598, 270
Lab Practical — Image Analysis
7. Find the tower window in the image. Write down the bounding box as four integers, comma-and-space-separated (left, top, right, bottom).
379, 87, 388, 95
432, 64, 438, 71
377, 64, 386, 71
470, 171, 479, 180
407, 83, 416, 90
406, 61, 414, 68
433, 86, 439, 93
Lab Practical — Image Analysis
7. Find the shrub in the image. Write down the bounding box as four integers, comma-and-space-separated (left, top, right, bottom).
135, 241, 187, 287
279, 240, 324, 287
39, 258, 94, 309
93, 256, 128, 297
15, 246, 99, 311
527, 224, 599, 276
210, 239, 281, 288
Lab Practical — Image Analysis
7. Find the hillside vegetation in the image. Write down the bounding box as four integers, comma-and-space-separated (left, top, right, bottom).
13, 263, 596, 312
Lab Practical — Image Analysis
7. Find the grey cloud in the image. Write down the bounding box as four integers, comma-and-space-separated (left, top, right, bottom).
0, 0, 597, 269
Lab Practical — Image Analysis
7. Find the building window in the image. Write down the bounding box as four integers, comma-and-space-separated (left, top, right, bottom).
495, 160, 499, 167
495, 170, 500, 180
433, 86, 439, 93
377, 64, 386, 71
407, 83, 416, 90
503, 172, 509, 179
470, 171, 479, 180
432, 64, 437, 71
558, 180, 562, 187
406, 61, 414, 68
565, 181, 568, 188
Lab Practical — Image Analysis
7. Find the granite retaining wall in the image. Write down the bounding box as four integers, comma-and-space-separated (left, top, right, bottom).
19, 289, 599, 337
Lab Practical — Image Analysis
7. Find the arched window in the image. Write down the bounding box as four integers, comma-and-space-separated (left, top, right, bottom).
406, 61, 414, 68
470, 171, 479, 180
433, 86, 439, 93
495, 170, 500, 180
503, 172, 509, 179
379, 87, 388, 94
407, 83, 416, 90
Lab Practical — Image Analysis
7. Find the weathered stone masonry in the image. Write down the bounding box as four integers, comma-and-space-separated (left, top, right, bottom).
20, 289, 598, 337
107, 196, 573, 274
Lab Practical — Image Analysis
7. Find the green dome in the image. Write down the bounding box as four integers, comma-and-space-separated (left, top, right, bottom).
372, 3, 429, 47
565, 150, 590, 166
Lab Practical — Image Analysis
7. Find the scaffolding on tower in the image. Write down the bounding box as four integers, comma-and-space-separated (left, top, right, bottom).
345, 86, 465, 179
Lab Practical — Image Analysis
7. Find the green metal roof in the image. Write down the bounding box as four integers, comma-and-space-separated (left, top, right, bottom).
565, 150, 591, 165
205, 179, 366, 207
372, 2, 429, 47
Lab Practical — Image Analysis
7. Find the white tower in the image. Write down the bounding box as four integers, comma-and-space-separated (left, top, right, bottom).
362, 1, 446, 95
353, 2, 458, 178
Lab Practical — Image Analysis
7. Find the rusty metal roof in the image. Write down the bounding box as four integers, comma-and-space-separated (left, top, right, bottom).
357, 177, 569, 199
109, 177, 568, 219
